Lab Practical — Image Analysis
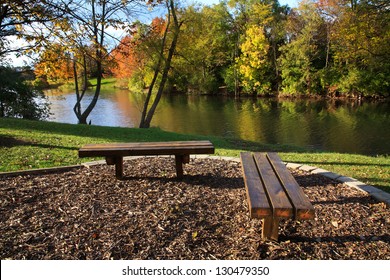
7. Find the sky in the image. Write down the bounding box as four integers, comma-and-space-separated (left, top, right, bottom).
192, 0, 299, 8
8, 0, 299, 67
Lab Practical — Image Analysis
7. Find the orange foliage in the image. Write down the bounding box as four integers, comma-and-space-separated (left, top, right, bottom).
109, 17, 167, 80
151, 17, 167, 37
109, 36, 141, 79
34, 45, 74, 82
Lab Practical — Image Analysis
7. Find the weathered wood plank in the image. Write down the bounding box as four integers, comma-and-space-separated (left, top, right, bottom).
80, 140, 213, 150
240, 152, 272, 218
266, 152, 315, 220
79, 140, 214, 158
253, 153, 293, 219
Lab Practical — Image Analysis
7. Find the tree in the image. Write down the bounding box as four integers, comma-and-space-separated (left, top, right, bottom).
279, 1, 327, 95
42, 0, 138, 124
0, 1, 58, 121
225, 0, 289, 95
34, 43, 73, 84
171, 2, 234, 94
0, 66, 49, 120
266, 1, 290, 92
238, 24, 271, 94
329, 0, 390, 96
139, 0, 182, 128
110, 36, 140, 80
236, 3, 272, 94
0, 0, 64, 58
109, 17, 166, 90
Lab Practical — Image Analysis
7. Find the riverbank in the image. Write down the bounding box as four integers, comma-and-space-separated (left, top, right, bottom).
0, 117, 389, 193
53, 77, 390, 100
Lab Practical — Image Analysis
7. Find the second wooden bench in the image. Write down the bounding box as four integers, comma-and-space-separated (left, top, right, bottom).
79, 140, 215, 179
240, 152, 315, 241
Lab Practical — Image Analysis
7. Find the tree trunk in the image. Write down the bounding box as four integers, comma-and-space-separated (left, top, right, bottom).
234, 36, 240, 99
139, 0, 181, 128
141, 29, 180, 128
73, 54, 89, 124
325, 23, 331, 68
139, 13, 171, 128
73, 55, 102, 125
79, 60, 102, 123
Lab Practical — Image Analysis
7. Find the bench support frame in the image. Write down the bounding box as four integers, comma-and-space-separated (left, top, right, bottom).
175, 155, 190, 179
79, 141, 214, 179
106, 156, 124, 179
105, 154, 191, 179
262, 217, 280, 241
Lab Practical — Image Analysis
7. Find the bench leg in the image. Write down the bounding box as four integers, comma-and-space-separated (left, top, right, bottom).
115, 157, 124, 179
175, 155, 184, 179
106, 156, 123, 179
175, 155, 189, 179
262, 217, 280, 241
183, 154, 190, 164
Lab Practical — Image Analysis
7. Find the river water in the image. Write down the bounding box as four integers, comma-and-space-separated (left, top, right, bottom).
45, 89, 390, 156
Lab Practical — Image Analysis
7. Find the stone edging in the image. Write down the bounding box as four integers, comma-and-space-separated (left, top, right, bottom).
1, 155, 388, 207
186, 155, 390, 207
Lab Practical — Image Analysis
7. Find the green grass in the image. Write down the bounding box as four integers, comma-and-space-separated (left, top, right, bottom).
88, 77, 117, 89
1, 117, 389, 193
57, 77, 118, 91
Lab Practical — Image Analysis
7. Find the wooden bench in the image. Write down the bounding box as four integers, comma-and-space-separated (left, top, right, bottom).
78, 140, 214, 179
240, 152, 315, 241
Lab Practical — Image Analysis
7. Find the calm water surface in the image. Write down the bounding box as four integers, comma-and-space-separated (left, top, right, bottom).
45, 89, 390, 156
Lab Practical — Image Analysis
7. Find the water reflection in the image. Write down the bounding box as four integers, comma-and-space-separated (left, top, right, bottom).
45, 89, 390, 155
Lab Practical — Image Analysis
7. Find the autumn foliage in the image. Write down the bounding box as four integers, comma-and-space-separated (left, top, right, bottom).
109, 36, 139, 79
33, 1, 390, 97
108, 17, 167, 85
34, 44, 74, 83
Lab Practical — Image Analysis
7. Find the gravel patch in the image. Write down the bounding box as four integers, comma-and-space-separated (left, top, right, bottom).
0, 158, 388, 260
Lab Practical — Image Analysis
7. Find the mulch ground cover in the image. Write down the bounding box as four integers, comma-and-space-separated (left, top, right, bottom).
0, 157, 389, 260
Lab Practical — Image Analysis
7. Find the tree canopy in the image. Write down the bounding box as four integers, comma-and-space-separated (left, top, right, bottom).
101, 0, 389, 97
5, 0, 390, 99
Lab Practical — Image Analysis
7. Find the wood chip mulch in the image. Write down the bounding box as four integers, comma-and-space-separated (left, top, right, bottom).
0, 158, 389, 260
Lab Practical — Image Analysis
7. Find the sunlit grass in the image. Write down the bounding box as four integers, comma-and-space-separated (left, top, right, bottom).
1, 117, 389, 193
57, 77, 117, 91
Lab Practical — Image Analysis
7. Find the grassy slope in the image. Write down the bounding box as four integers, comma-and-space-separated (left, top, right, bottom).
58, 77, 117, 91
1, 118, 389, 192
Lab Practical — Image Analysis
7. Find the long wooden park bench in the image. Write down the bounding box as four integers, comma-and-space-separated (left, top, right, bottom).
78, 140, 214, 179
240, 152, 315, 241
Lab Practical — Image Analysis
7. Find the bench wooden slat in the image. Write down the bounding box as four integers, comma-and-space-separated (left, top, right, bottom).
79, 140, 214, 158
267, 153, 315, 220
81, 141, 213, 149
240, 152, 272, 218
253, 153, 293, 218
79, 141, 213, 148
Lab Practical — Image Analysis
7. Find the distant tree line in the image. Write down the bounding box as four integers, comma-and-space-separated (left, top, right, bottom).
36, 0, 389, 98
104, 0, 389, 98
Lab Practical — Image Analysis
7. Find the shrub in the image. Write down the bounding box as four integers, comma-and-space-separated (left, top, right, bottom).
0, 67, 50, 120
